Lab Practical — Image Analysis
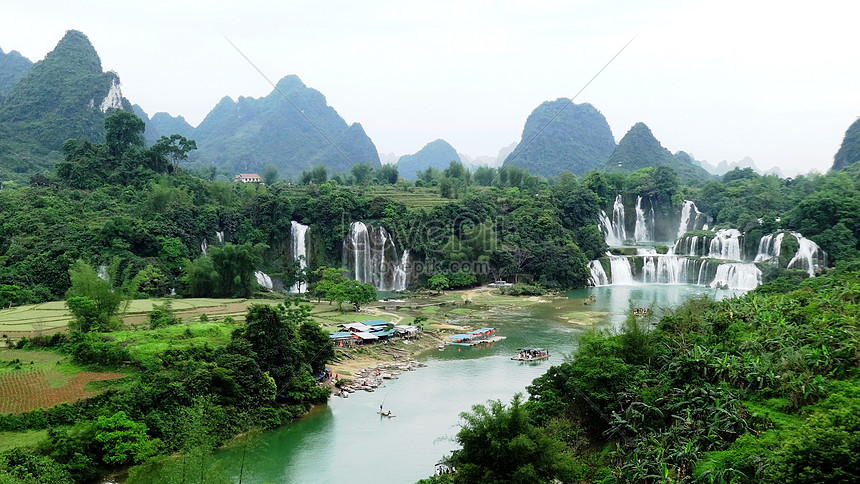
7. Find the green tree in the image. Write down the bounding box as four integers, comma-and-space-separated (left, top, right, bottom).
104, 110, 145, 158
261, 164, 279, 185
150, 134, 197, 174
350, 163, 373, 185
95, 411, 159, 466
451, 394, 578, 483
182, 256, 219, 298
336, 279, 377, 311
65, 260, 126, 331
0, 284, 21, 308
375, 164, 399, 184
209, 243, 267, 297
429, 274, 450, 293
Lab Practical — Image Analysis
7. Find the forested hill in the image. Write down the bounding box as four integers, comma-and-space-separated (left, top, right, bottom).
396, 139, 461, 179
503, 99, 616, 176
184, 74, 380, 179
0, 30, 131, 184
831, 116, 860, 171
603, 122, 714, 182
0, 48, 32, 95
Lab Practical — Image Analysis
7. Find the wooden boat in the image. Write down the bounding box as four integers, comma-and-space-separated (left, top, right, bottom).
511, 348, 550, 361
378, 410, 396, 418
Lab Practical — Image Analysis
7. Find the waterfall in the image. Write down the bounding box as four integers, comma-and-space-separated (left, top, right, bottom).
634, 195, 652, 243
755, 232, 785, 263
707, 229, 742, 260
787, 232, 825, 276
588, 260, 609, 286
255, 271, 273, 290
343, 222, 410, 291
612, 195, 627, 244
677, 200, 704, 238
216, 231, 225, 244
709, 263, 761, 291
201, 239, 208, 256
598, 211, 618, 246
97, 264, 109, 282
391, 250, 410, 291
289, 221, 310, 293
609, 256, 634, 285
345, 222, 372, 284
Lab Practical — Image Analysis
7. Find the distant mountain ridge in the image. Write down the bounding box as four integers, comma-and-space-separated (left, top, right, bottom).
396, 139, 460, 179
603, 122, 713, 182
163, 74, 380, 178
503, 99, 616, 176
0, 48, 32, 96
696, 155, 783, 177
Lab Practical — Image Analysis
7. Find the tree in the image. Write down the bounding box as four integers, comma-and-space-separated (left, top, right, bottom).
261, 164, 279, 185
310, 266, 348, 303
65, 260, 126, 331
209, 243, 267, 298
429, 274, 450, 293
301, 165, 328, 184
350, 163, 373, 185
150, 134, 197, 174
105, 110, 145, 158
451, 394, 578, 483
337, 279, 377, 311
376, 164, 399, 184
0, 284, 21, 308
182, 256, 219, 298
95, 411, 159, 466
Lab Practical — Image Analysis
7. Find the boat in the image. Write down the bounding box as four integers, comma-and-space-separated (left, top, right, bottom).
378, 410, 396, 418
511, 348, 550, 361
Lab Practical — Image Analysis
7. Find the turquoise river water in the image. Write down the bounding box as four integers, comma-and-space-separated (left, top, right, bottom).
209, 284, 742, 484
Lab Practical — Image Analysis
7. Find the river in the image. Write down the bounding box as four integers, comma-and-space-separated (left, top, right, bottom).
211, 284, 742, 484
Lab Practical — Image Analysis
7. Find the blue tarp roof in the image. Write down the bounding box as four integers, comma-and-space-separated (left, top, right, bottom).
448, 333, 472, 340
329, 332, 354, 339
370, 329, 396, 337
362, 319, 389, 326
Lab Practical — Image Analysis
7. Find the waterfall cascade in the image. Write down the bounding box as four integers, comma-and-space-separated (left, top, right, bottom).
588, 260, 609, 286
754, 232, 784, 262
588, 199, 825, 290
343, 222, 410, 291
677, 200, 706, 239
255, 271, 273, 290
289, 221, 310, 293
634, 195, 654, 243
786, 232, 826, 276
707, 229, 742, 261
200, 239, 208, 256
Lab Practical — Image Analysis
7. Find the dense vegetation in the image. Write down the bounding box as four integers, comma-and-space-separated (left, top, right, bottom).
503, 99, 617, 177
423, 267, 860, 483
0, 295, 332, 483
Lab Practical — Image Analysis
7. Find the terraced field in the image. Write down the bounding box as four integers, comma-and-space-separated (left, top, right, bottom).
0, 350, 125, 413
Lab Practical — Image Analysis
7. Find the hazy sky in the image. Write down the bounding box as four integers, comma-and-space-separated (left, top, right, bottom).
2, 0, 858, 176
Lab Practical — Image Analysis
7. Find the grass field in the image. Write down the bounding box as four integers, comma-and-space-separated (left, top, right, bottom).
355, 186, 450, 209
0, 429, 48, 452
0, 297, 284, 336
